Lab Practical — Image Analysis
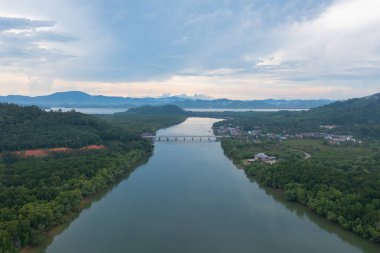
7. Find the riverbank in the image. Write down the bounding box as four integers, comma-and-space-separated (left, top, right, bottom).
220, 137, 380, 245
20, 152, 151, 253
40, 117, 380, 253
21, 197, 94, 253
18, 115, 189, 253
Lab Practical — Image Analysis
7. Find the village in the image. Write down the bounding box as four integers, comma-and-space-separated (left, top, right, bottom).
214, 124, 361, 145
214, 124, 362, 165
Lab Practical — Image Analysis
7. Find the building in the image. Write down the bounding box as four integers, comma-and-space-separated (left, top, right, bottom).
255, 153, 276, 160
320, 125, 337, 129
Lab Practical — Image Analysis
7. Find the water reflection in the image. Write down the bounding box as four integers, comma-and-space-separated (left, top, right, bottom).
41, 118, 380, 253
256, 181, 380, 252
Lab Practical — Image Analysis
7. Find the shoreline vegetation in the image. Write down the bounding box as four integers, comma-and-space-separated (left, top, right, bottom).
212, 93, 380, 243
2, 92, 380, 251
214, 93, 380, 244
217, 135, 380, 242
20, 154, 151, 253
0, 103, 187, 253
18, 112, 188, 253
222, 139, 380, 245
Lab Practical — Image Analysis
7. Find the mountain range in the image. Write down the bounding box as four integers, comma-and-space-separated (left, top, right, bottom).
0, 91, 333, 109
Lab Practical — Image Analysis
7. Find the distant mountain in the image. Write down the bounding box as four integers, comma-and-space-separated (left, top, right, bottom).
0, 91, 334, 109
160, 93, 213, 100
118, 105, 188, 116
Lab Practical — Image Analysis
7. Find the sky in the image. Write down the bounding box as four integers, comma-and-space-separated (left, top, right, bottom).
0, 0, 379, 99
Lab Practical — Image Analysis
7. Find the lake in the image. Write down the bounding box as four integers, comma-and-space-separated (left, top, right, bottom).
43, 118, 379, 253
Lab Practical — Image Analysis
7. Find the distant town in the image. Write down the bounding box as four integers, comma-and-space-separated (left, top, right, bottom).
214, 124, 361, 145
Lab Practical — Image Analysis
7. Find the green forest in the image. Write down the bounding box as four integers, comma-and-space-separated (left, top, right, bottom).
217, 93, 380, 243
212, 93, 380, 139
0, 103, 184, 252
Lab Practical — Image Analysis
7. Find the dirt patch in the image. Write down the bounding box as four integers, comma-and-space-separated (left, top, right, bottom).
80, 145, 105, 151
13, 145, 105, 158
15, 149, 49, 157
49, 147, 73, 153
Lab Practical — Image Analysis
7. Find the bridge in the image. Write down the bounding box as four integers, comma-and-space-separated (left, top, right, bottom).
142, 135, 230, 142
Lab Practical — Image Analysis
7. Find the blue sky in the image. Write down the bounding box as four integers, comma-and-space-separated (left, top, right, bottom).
0, 0, 379, 99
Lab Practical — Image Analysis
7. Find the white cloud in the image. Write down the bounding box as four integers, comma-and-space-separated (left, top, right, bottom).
255, 51, 287, 67
0, 0, 379, 99
203, 68, 244, 76
0, 0, 115, 79
255, 0, 380, 80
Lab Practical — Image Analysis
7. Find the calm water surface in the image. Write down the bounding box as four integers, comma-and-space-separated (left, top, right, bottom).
44, 118, 379, 253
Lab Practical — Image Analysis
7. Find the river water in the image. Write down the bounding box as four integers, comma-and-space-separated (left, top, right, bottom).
44, 118, 379, 253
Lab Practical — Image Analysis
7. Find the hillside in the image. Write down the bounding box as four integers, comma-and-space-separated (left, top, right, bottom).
306, 93, 380, 124
217, 93, 380, 243
0, 103, 155, 252
0, 103, 139, 152
119, 104, 188, 115
213, 92, 380, 138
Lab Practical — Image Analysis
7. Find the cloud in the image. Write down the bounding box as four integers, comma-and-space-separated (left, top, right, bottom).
203, 68, 244, 76
254, 51, 287, 67
0, 16, 55, 31
253, 0, 380, 81
0, 16, 74, 65
0, 0, 379, 99
0, 28, 74, 65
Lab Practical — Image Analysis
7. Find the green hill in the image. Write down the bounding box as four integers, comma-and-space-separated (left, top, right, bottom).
120, 104, 188, 115
0, 103, 139, 152
218, 93, 380, 243
0, 103, 155, 252
213, 92, 380, 138
306, 93, 380, 125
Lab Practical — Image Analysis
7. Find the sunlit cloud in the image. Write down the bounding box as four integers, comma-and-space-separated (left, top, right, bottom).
0, 0, 379, 99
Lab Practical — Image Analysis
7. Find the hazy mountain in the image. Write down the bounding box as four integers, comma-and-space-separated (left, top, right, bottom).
0, 91, 334, 109
159, 93, 213, 100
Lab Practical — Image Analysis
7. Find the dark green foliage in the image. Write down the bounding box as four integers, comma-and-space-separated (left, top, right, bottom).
216, 93, 380, 242
222, 138, 380, 243
212, 92, 380, 138
307, 93, 380, 125
119, 104, 188, 116
0, 150, 148, 252
100, 112, 187, 135
0, 103, 140, 152
0, 103, 183, 252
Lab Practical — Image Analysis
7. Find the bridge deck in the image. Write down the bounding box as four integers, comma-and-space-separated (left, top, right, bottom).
142, 135, 230, 141
143, 135, 229, 138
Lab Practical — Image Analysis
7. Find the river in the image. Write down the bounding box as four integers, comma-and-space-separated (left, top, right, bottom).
43, 118, 379, 253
